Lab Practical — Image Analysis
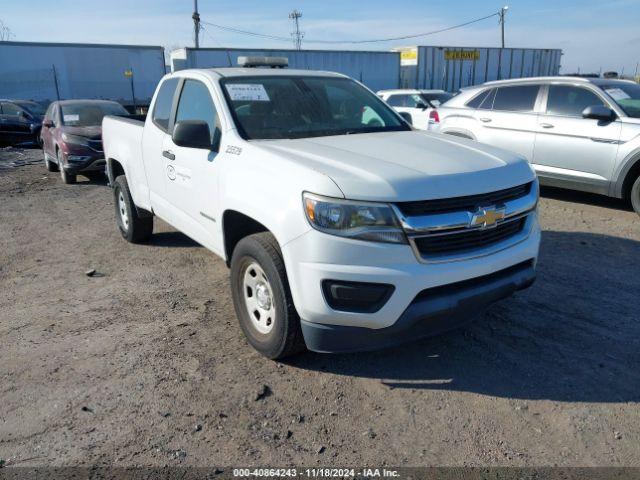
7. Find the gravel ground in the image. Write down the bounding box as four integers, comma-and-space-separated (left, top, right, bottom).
0, 147, 639, 468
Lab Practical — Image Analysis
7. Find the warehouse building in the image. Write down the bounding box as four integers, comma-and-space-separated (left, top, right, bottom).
393, 46, 563, 91
170, 47, 401, 92
0, 41, 166, 107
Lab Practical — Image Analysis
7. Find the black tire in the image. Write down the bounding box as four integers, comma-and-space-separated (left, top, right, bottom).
631, 175, 640, 216
58, 150, 76, 184
230, 232, 306, 359
113, 175, 153, 243
44, 151, 58, 172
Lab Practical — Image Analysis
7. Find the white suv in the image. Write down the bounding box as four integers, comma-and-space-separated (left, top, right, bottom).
434, 77, 640, 214
377, 89, 453, 130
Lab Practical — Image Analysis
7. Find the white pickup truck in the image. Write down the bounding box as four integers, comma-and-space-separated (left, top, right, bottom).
102, 59, 541, 359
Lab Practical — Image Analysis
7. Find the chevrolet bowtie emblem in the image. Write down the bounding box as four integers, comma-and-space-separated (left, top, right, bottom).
470, 206, 506, 229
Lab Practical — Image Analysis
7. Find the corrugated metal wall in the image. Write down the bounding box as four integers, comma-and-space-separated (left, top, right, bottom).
0, 41, 166, 105
404, 46, 562, 91
173, 48, 401, 92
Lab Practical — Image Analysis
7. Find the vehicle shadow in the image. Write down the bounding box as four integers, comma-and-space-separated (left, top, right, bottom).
75, 173, 109, 186
288, 231, 640, 403
540, 185, 632, 212
148, 231, 200, 248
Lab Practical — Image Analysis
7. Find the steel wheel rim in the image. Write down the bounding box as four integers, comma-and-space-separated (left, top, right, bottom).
118, 190, 129, 230
242, 261, 276, 334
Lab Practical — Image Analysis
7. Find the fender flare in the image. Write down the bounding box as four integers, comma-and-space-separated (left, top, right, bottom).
612, 151, 640, 198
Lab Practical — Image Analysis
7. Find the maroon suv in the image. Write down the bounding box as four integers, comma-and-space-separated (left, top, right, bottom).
41, 100, 129, 184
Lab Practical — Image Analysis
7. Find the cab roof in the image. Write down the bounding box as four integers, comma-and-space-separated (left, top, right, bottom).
177, 68, 349, 79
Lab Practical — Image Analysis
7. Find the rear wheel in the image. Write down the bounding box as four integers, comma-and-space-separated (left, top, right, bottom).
58, 150, 76, 184
630, 175, 640, 216
230, 232, 305, 359
113, 175, 153, 243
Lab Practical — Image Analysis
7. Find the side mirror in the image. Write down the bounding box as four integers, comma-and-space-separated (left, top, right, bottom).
43, 119, 54, 128
398, 111, 413, 125
172, 120, 212, 149
18, 110, 32, 121
582, 105, 616, 121
416, 101, 429, 110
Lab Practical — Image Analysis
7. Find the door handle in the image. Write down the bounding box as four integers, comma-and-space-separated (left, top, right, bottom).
162, 150, 175, 160
479, 117, 492, 123
540, 123, 554, 129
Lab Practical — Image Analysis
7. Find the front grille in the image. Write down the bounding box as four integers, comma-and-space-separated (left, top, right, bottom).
396, 182, 532, 216
413, 218, 526, 257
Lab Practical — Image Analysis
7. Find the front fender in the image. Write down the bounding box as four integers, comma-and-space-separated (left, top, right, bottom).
218, 147, 343, 257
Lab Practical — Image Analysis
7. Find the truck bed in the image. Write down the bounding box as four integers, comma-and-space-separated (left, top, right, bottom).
102, 114, 149, 210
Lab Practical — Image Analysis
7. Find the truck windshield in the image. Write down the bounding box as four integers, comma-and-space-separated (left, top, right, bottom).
600, 83, 640, 118
61, 102, 129, 127
221, 76, 410, 140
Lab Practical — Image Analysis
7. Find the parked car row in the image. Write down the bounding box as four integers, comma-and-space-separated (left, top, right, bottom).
38, 60, 639, 360
381, 78, 640, 215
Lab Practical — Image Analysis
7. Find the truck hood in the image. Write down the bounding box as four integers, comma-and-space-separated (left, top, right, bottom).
253, 131, 536, 201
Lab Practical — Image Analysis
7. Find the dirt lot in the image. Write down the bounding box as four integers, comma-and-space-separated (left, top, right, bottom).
0, 147, 639, 468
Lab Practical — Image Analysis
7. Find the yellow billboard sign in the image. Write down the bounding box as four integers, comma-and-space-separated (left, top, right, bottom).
399, 48, 418, 66
444, 50, 480, 61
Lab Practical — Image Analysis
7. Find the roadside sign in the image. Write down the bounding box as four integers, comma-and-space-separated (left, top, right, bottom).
444, 50, 480, 61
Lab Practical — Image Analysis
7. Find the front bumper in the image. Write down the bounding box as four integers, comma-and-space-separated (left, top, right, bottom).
282, 212, 540, 352
62, 155, 106, 173
301, 259, 535, 353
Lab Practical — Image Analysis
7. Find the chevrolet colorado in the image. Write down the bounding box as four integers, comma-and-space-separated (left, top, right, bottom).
102, 60, 540, 359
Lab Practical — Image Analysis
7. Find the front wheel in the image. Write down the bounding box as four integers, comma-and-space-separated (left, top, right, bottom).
113, 175, 153, 243
230, 232, 305, 359
631, 175, 640, 217
44, 151, 58, 172
58, 150, 76, 184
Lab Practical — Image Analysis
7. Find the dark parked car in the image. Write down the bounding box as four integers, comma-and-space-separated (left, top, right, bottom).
0, 99, 46, 146
41, 100, 129, 184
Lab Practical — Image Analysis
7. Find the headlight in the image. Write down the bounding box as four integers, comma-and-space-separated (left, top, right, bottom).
61, 133, 89, 146
303, 193, 406, 244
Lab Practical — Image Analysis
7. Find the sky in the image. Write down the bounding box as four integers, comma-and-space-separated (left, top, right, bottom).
1, 0, 639, 75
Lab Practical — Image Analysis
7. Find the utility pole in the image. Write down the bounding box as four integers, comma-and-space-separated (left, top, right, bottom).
499, 6, 508, 48
193, 0, 201, 49
289, 10, 304, 50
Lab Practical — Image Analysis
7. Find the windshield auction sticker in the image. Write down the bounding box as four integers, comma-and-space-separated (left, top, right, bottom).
226, 84, 271, 102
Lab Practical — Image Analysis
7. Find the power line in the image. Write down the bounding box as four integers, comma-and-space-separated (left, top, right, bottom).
201, 11, 501, 45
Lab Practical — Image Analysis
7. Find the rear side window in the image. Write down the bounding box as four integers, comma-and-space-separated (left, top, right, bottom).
175, 79, 221, 147
478, 88, 497, 110
387, 95, 405, 107
152, 77, 180, 132
546, 85, 605, 117
492, 85, 539, 112
466, 89, 491, 109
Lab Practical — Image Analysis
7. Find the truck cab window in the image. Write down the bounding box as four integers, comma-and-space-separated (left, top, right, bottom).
152, 77, 179, 132
175, 79, 220, 146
